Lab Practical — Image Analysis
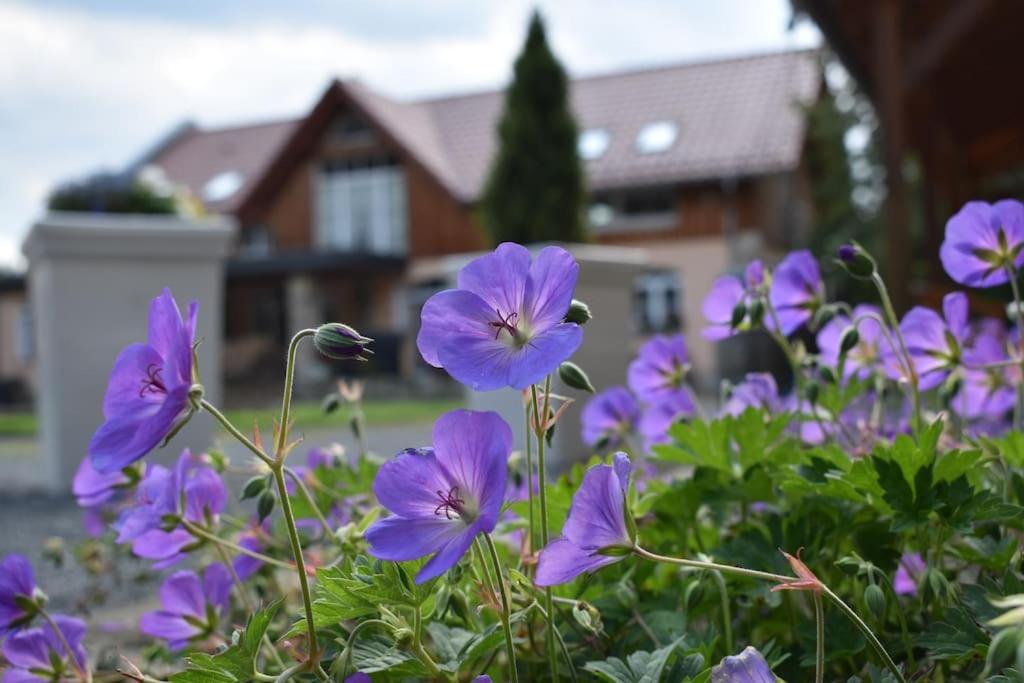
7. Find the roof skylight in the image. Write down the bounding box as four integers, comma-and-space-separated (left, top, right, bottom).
578, 129, 610, 160
635, 121, 678, 154
203, 170, 244, 202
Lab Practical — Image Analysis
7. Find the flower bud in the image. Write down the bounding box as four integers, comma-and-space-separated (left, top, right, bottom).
812, 303, 838, 329
803, 381, 820, 406
313, 323, 373, 361
863, 583, 886, 620
241, 475, 268, 501
730, 301, 748, 329
565, 299, 592, 325
558, 361, 595, 393
839, 326, 860, 355
818, 365, 837, 385
836, 242, 877, 279
939, 374, 963, 409
572, 601, 603, 635
321, 393, 341, 414
257, 490, 276, 523
747, 298, 765, 327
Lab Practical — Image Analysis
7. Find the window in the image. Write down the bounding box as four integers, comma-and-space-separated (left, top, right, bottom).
203, 171, 244, 202
634, 271, 682, 334
316, 157, 407, 256
635, 121, 678, 154
587, 188, 678, 234
578, 129, 610, 160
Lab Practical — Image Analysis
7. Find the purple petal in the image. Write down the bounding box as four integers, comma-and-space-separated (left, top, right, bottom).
365, 516, 466, 563
72, 456, 128, 507
581, 387, 639, 448
524, 246, 579, 330
100, 343, 166, 419
139, 611, 198, 650
535, 537, 619, 586
132, 528, 193, 568
372, 448, 450, 519
2, 628, 52, 669
503, 323, 582, 390
702, 276, 744, 339
417, 289, 493, 368
561, 462, 630, 549
456, 242, 530, 318
639, 390, 695, 450
432, 410, 511, 526
89, 384, 190, 473
943, 292, 970, 342
711, 646, 775, 683
415, 522, 482, 583
203, 563, 232, 613
627, 334, 689, 401
769, 250, 823, 336
148, 289, 195, 388
940, 201, 1013, 286
183, 468, 227, 521
158, 570, 205, 618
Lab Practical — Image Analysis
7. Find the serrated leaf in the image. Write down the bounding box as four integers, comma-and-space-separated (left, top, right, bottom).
584, 637, 684, 682
170, 600, 282, 683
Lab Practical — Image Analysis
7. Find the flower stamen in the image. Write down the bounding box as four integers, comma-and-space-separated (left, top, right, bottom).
434, 486, 465, 520
139, 364, 167, 398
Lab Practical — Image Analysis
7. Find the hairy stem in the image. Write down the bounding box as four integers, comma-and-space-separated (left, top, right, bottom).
484, 534, 519, 683
200, 398, 273, 467
182, 520, 295, 571
1005, 267, 1024, 432
531, 380, 559, 682
283, 466, 342, 546
814, 593, 825, 683
276, 329, 316, 459
711, 569, 733, 656
524, 400, 536, 555
40, 609, 90, 683
871, 272, 920, 432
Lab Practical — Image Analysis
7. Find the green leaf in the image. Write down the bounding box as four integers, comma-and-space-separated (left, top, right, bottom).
656, 420, 731, 473
917, 606, 987, 661
170, 600, 282, 683
584, 637, 684, 682
349, 636, 429, 676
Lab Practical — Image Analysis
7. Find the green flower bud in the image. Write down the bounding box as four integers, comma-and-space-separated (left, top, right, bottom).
313, 323, 373, 361
839, 326, 860, 355
321, 393, 341, 414
257, 490, 276, 523
730, 301, 748, 329
747, 298, 765, 327
803, 381, 820, 406
565, 299, 593, 325
241, 475, 268, 501
558, 361, 596, 393
863, 583, 886, 620
836, 242, 878, 279
818, 365, 837, 385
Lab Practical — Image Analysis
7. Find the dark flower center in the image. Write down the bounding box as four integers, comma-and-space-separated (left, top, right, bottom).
139, 364, 167, 398
434, 486, 465, 520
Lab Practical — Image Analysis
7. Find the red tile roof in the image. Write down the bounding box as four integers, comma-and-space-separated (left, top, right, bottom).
150, 49, 820, 211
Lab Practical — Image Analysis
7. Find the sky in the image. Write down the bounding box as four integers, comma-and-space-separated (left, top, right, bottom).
0, 0, 821, 268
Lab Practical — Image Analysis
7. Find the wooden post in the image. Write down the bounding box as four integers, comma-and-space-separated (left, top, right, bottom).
874, 0, 911, 311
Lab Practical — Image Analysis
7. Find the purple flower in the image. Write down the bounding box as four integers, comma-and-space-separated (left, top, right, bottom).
114, 450, 226, 568
769, 250, 825, 336
817, 304, 893, 379
890, 292, 970, 390
721, 373, 782, 417
536, 453, 633, 586
0, 554, 37, 632
711, 646, 775, 682
581, 387, 639, 450
88, 288, 198, 473
366, 410, 511, 583
345, 675, 371, 683
417, 243, 583, 391
627, 334, 691, 401
956, 332, 1016, 421
940, 200, 1024, 287
233, 528, 265, 582
3, 615, 87, 682
638, 391, 695, 451
893, 552, 926, 596
140, 564, 231, 651
702, 260, 766, 340
72, 456, 136, 508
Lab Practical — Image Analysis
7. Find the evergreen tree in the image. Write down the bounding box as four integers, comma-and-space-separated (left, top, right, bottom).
482, 11, 585, 245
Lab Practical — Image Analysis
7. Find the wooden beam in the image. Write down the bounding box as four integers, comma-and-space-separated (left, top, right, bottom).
875, 0, 912, 311
904, 0, 992, 89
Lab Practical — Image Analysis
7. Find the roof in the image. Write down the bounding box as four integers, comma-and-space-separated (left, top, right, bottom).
150, 48, 820, 211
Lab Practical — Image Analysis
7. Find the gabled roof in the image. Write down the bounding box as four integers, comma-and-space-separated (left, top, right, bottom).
149, 48, 820, 213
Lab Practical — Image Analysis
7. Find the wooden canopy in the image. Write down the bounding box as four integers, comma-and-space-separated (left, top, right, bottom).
797, 0, 1024, 308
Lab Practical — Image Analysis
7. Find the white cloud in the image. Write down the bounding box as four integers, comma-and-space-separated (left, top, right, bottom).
0, 0, 819, 268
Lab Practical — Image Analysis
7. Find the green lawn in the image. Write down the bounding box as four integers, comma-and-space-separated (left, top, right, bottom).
0, 398, 463, 438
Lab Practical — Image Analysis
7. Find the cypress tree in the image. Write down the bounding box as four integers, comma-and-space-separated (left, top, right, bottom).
482, 11, 585, 245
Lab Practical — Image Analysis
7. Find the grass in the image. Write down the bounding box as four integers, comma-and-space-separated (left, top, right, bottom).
0, 398, 463, 439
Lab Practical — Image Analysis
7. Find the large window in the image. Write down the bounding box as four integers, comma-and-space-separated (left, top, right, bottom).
634, 271, 682, 334
316, 157, 408, 256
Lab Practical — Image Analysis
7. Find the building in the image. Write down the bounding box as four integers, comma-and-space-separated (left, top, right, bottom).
133, 48, 821, 391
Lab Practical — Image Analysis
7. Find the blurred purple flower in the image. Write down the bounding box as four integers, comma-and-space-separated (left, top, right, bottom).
890, 292, 970, 390
721, 373, 782, 417
88, 288, 198, 473
72, 455, 135, 508
711, 645, 775, 682
0, 554, 37, 632
956, 332, 1016, 422
769, 249, 825, 336
366, 410, 511, 583
893, 552, 926, 596
581, 387, 639, 450
940, 199, 1024, 287
233, 524, 267, 582
817, 304, 893, 379
702, 260, 767, 340
114, 450, 226, 568
638, 391, 695, 451
417, 243, 582, 391
140, 564, 231, 651
627, 334, 692, 401
3, 614, 86, 681
344, 675, 371, 683
536, 453, 633, 586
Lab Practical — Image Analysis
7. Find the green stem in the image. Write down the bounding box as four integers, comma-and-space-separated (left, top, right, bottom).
635, 547, 906, 682
483, 534, 519, 683
871, 272, 920, 432
41, 609, 91, 683
201, 398, 273, 467
531, 380, 559, 682
181, 520, 295, 571
336, 619, 389, 680
271, 465, 322, 675
814, 593, 825, 683
283, 466, 343, 546
524, 401, 536, 555
1005, 267, 1024, 432
276, 329, 316, 458
711, 570, 733, 655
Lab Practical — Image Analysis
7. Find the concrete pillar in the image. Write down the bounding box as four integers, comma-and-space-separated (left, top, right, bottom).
22, 212, 235, 492
460, 244, 652, 470
285, 274, 328, 390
